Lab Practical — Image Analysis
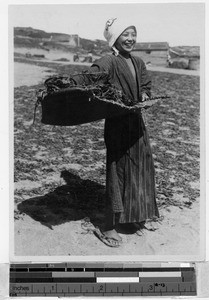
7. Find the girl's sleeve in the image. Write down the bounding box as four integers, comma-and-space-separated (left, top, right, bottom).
73, 56, 112, 86
140, 60, 151, 98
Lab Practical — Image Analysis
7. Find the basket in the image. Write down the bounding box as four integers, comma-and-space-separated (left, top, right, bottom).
35, 81, 170, 126
39, 87, 131, 126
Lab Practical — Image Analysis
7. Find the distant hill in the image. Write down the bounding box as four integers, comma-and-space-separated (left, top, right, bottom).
14, 27, 109, 55
14, 27, 51, 39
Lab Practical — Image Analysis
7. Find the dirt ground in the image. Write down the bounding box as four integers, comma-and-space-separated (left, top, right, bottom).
13, 57, 202, 258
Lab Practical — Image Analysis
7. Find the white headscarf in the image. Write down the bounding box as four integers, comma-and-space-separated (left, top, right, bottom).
103, 17, 137, 48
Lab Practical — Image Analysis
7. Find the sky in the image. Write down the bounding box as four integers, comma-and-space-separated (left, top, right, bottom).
9, 2, 205, 47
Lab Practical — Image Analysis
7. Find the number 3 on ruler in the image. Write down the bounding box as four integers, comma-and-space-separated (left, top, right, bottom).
148, 284, 154, 291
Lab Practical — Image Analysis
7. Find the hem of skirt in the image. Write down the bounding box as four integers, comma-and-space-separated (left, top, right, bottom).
116, 213, 160, 225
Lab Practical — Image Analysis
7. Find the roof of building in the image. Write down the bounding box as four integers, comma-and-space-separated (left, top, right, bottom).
134, 42, 169, 51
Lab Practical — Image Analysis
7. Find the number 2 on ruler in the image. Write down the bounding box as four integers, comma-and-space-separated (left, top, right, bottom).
99, 285, 104, 292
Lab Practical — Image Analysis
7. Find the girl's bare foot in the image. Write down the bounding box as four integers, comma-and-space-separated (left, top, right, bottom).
103, 229, 122, 242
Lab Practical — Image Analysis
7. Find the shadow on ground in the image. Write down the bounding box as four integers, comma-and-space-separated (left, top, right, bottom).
17, 170, 106, 230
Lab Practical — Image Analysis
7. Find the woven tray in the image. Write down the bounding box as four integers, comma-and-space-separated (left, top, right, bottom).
39, 86, 167, 126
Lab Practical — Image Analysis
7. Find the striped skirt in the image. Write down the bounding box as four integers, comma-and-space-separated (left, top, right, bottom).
104, 112, 159, 224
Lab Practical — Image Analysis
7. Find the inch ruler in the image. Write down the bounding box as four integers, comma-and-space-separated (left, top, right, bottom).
10, 262, 197, 297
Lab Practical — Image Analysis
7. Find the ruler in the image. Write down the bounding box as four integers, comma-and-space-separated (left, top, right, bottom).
10, 262, 197, 297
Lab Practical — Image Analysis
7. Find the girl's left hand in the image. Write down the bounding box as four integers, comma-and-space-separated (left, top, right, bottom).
132, 93, 150, 112
142, 93, 150, 102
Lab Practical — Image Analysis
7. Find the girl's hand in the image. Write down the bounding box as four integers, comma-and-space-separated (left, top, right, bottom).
142, 93, 150, 102
132, 103, 143, 113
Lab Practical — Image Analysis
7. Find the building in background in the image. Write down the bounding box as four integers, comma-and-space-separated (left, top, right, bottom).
132, 42, 169, 67
68, 35, 80, 47
50, 33, 80, 47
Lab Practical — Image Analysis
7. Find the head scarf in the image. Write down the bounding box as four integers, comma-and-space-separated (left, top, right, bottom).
103, 17, 137, 48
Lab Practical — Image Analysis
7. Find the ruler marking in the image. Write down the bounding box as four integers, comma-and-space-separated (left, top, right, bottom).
9, 282, 196, 296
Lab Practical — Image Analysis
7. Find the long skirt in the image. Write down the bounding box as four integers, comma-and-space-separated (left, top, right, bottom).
104, 112, 159, 225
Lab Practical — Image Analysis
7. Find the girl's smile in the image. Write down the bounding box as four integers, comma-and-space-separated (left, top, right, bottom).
114, 27, 137, 55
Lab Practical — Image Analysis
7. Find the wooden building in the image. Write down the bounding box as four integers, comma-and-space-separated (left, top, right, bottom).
132, 42, 169, 67
51, 34, 80, 47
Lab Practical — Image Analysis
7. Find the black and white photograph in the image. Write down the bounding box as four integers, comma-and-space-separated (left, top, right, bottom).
9, 2, 205, 261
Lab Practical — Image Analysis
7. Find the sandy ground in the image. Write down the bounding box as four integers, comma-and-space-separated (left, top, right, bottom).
13, 59, 202, 259
14, 198, 200, 257
14, 62, 56, 87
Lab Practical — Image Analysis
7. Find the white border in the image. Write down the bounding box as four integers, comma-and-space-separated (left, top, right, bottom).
1, 0, 208, 264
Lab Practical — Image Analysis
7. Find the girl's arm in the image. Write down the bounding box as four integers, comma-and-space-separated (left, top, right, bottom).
72, 57, 111, 86
140, 60, 151, 100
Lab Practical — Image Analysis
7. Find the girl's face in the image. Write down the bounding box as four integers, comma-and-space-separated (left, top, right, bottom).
114, 27, 137, 55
